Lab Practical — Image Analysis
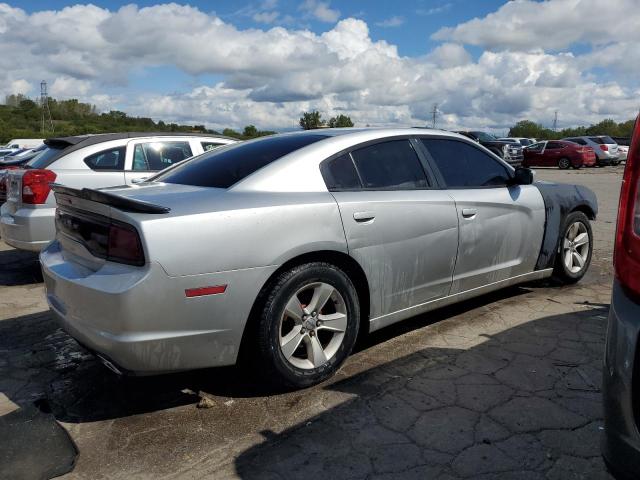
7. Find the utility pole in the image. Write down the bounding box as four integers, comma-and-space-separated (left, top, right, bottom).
431, 103, 439, 129
40, 81, 54, 134
552, 110, 558, 132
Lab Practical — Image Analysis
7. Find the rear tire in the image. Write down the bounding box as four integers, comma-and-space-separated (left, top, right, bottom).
572, 162, 582, 170
552, 211, 593, 284
255, 262, 360, 389
558, 157, 571, 169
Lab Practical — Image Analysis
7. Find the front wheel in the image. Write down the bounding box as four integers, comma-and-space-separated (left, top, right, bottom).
552, 211, 593, 284
256, 262, 360, 389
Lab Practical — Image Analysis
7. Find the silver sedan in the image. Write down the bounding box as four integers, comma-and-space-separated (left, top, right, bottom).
40, 129, 597, 388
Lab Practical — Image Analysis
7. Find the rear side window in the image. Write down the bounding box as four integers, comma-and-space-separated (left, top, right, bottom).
201, 141, 223, 152
570, 138, 587, 145
27, 147, 64, 169
156, 134, 327, 189
350, 140, 428, 190
422, 138, 511, 188
546, 142, 564, 150
132, 141, 192, 171
323, 154, 361, 190
84, 147, 126, 170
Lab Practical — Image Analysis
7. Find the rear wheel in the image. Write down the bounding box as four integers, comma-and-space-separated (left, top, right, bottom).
256, 262, 360, 389
572, 162, 582, 170
558, 157, 571, 169
553, 211, 593, 284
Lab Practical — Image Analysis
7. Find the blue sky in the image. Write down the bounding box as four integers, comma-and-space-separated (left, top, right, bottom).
2, 1, 638, 131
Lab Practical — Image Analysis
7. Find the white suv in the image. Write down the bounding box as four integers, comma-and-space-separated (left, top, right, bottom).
1, 133, 237, 251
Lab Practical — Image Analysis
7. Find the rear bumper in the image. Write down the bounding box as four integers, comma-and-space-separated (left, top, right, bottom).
0, 202, 55, 251
602, 280, 640, 477
40, 240, 277, 373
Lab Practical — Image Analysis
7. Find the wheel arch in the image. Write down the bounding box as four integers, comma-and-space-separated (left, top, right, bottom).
571, 203, 596, 220
237, 249, 371, 364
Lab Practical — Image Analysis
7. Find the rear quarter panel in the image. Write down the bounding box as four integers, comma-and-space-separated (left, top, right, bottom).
131, 191, 348, 277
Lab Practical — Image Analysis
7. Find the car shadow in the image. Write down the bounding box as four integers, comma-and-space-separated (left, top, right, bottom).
233, 308, 609, 479
0, 248, 42, 286
1, 286, 533, 424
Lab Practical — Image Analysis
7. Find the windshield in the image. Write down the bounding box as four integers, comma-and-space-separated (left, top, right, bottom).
154, 134, 328, 189
471, 131, 497, 142
26, 147, 64, 169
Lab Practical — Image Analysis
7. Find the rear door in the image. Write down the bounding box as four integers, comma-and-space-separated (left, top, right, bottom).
421, 137, 545, 293
325, 138, 459, 320
124, 138, 200, 184
523, 141, 546, 166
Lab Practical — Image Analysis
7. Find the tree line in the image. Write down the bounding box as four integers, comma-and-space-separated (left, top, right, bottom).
0, 94, 276, 143
508, 118, 635, 140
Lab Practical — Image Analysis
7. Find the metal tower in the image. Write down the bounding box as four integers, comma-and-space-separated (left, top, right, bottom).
40, 81, 54, 134
552, 111, 558, 132
431, 103, 439, 129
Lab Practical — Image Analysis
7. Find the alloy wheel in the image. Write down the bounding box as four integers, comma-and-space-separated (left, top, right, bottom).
278, 282, 347, 370
563, 221, 590, 273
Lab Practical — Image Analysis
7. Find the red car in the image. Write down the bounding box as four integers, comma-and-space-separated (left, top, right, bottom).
523, 140, 597, 169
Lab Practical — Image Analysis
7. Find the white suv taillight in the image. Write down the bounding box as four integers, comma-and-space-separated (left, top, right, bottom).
614, 116, 640, 300
21, 169, 56, 204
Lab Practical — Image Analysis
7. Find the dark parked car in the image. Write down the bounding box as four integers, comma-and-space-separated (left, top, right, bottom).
602, 117, 640, 478
522, 140, 596, 169
456, 131, 523, 166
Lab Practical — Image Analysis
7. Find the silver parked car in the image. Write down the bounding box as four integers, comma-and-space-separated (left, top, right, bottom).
41, 129, 597, 388
562, 135, 620, 165
1, 133, 236, 251
602, 118, 640, 478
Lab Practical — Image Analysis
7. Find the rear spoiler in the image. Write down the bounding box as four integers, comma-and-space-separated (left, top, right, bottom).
51, 184, 170, 214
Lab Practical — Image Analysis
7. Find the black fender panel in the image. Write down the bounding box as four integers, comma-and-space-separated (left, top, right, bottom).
534, 181, 598, 270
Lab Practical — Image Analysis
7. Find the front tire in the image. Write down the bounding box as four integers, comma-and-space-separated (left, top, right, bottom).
558, 157, 571, 169
256, 262, 360, 389
552, 211, 593, 284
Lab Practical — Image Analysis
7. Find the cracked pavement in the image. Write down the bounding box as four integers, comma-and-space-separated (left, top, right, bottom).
0, 166, 623, 479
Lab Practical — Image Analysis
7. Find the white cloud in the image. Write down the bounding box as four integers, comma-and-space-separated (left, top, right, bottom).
0, 1, 637, 133
417, 3, 452, 16
433, 0, 640, 51
375, 16, 404, 28
253, 11, 279, 24
299, 0, 340, 23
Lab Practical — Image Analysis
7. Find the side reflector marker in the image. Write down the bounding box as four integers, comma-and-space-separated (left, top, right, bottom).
185, 285, 227, 298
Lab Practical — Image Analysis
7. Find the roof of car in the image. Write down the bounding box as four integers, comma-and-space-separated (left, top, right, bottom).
39, 132, 236, 166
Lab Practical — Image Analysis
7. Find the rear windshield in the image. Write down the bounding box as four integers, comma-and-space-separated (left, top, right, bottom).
27, 147, 65, 169
588, 136, 615, 144
154, 134, 328, 189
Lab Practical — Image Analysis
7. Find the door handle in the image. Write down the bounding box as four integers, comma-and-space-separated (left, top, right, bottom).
353, 211, 375, 223
462, 208, 477, 218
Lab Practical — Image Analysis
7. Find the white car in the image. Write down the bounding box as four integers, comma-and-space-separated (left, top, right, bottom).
499, 137, 535, 147
1, 133, 237, 251
617, 145, 629, 161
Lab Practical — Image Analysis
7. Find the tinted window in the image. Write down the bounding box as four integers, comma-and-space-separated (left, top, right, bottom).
546, 142, 564, 150
422, 138, 511, 187
470, 132, 497, 142
570, 138, 587, 145
132, 141, 192, 171
323, 154, 361, 190
202, 141, 223, 152
589, 136, 615, 144
156, 134, 327, 189
84, 146, 126, 170
350, 140, 428, 190
27, 147, 64, 169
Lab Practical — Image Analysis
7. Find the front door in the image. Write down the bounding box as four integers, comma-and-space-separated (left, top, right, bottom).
420, 137, 546, 293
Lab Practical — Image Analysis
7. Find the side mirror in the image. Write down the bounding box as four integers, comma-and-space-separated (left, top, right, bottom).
512, 167, 534, 185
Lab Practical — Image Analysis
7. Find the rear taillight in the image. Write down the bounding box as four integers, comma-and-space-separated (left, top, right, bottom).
108, 223, 144, 266
22, 169, 56, 204
614, 116, 640, 300
600, 144, 609, 151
